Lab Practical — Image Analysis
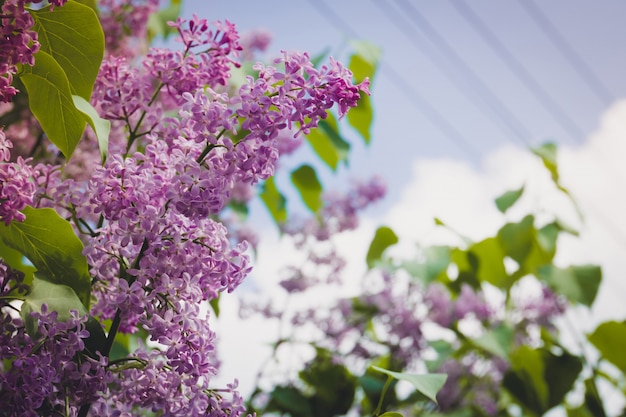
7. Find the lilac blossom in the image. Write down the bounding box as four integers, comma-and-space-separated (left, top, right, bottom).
1, 269, 111, 416
0, 155, 37, 225
1, 2, 369, 413
0, 0, 68, 102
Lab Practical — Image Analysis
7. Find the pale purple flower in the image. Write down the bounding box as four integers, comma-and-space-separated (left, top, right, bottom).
0, 156, 37, 225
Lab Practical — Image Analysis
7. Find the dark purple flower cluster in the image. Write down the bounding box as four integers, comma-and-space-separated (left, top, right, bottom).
0, 146, 37, 225
0, 0, 68, 102
1, 263, 109, 416
0, 0, 38, 102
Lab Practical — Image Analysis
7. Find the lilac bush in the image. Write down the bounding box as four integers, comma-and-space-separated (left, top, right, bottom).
0, 1, 369, 415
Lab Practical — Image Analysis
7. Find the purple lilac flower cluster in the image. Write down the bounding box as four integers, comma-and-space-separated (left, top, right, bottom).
0, 261, 109, 416
269, 261, 567, 416
0, 0, 67, 102
0, 133, 37, 225
1, 0, 368, 410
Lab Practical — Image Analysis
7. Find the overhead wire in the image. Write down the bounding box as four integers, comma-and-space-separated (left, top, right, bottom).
307, 0, 626, 249
388, 0, 532, 147
450, 1, 586, 143
390, 0, 626, 247
517, 0, 614, 104
305, 0, 483, 160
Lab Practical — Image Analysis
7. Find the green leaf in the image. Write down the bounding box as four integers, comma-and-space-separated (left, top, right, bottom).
471, 324, 514, 359
495, 185, 525, 213
347, 91, 373, 145
291, 164, 323, 213
20, 274, 87, 337
209, 294, 220, 318
497, 215, 535, 265
588, 321, 626, 373
403, 245, 451, 284
366, 226, 398, 269
73, 95, 110, 163
371, 366, 447, 405
358, 372, 397, 413
0, 206, 91, 308
84, 315, 106, 357
31, 0, 104, 100
347, 41, 379, 144
260, 177, 287, 226
469, 237, 509, 288
19, 50, 87, 158
299, 349, 356, 416
305, 114, 350, 171
538, 264, 602, 307
504, 346, 582, 415
348, 40, 381, 82
0, 238, 36, 286
380, 413, 404, 417
503, 346, 548, 414
425, 340, 454, 372
267, 386, 313, 417
532, 142, 559, 183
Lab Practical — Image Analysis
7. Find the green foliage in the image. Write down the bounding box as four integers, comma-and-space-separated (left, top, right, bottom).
538, 265, 602, 307
471, 324, 514, 360
18, 0, 106, 159
366, 226, 399, 268
262, 349, 356, 417
19, 50, 88, 158
266, 386, 314, 417
503, 346, 582, 416
402, 245, 451, 284
347, 40, 380, 144
588, 321, 626, 373
260, 176, 287, 226
299, 349, 357, 416
305, 113, 350, 171
20, 274, 87, 334
495, 185, 525, 213
371, 366, 448, 405
30, 0, 104, 100
468, 237, 509, 288
73, 95, 110, 163
290, 164, 323, 213
0, 207, 91, 308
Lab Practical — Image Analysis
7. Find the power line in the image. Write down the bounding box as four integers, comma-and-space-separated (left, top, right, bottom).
518, 0, 614, 104
307, 0, 626, 251
451, 1, 585, 143
451, 3, 626, 187
305, 0, 483, 160
389, 0, 532, 147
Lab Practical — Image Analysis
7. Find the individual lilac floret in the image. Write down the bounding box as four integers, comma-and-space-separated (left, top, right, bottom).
0, 129, 12, 162
0, 155, 37, 225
